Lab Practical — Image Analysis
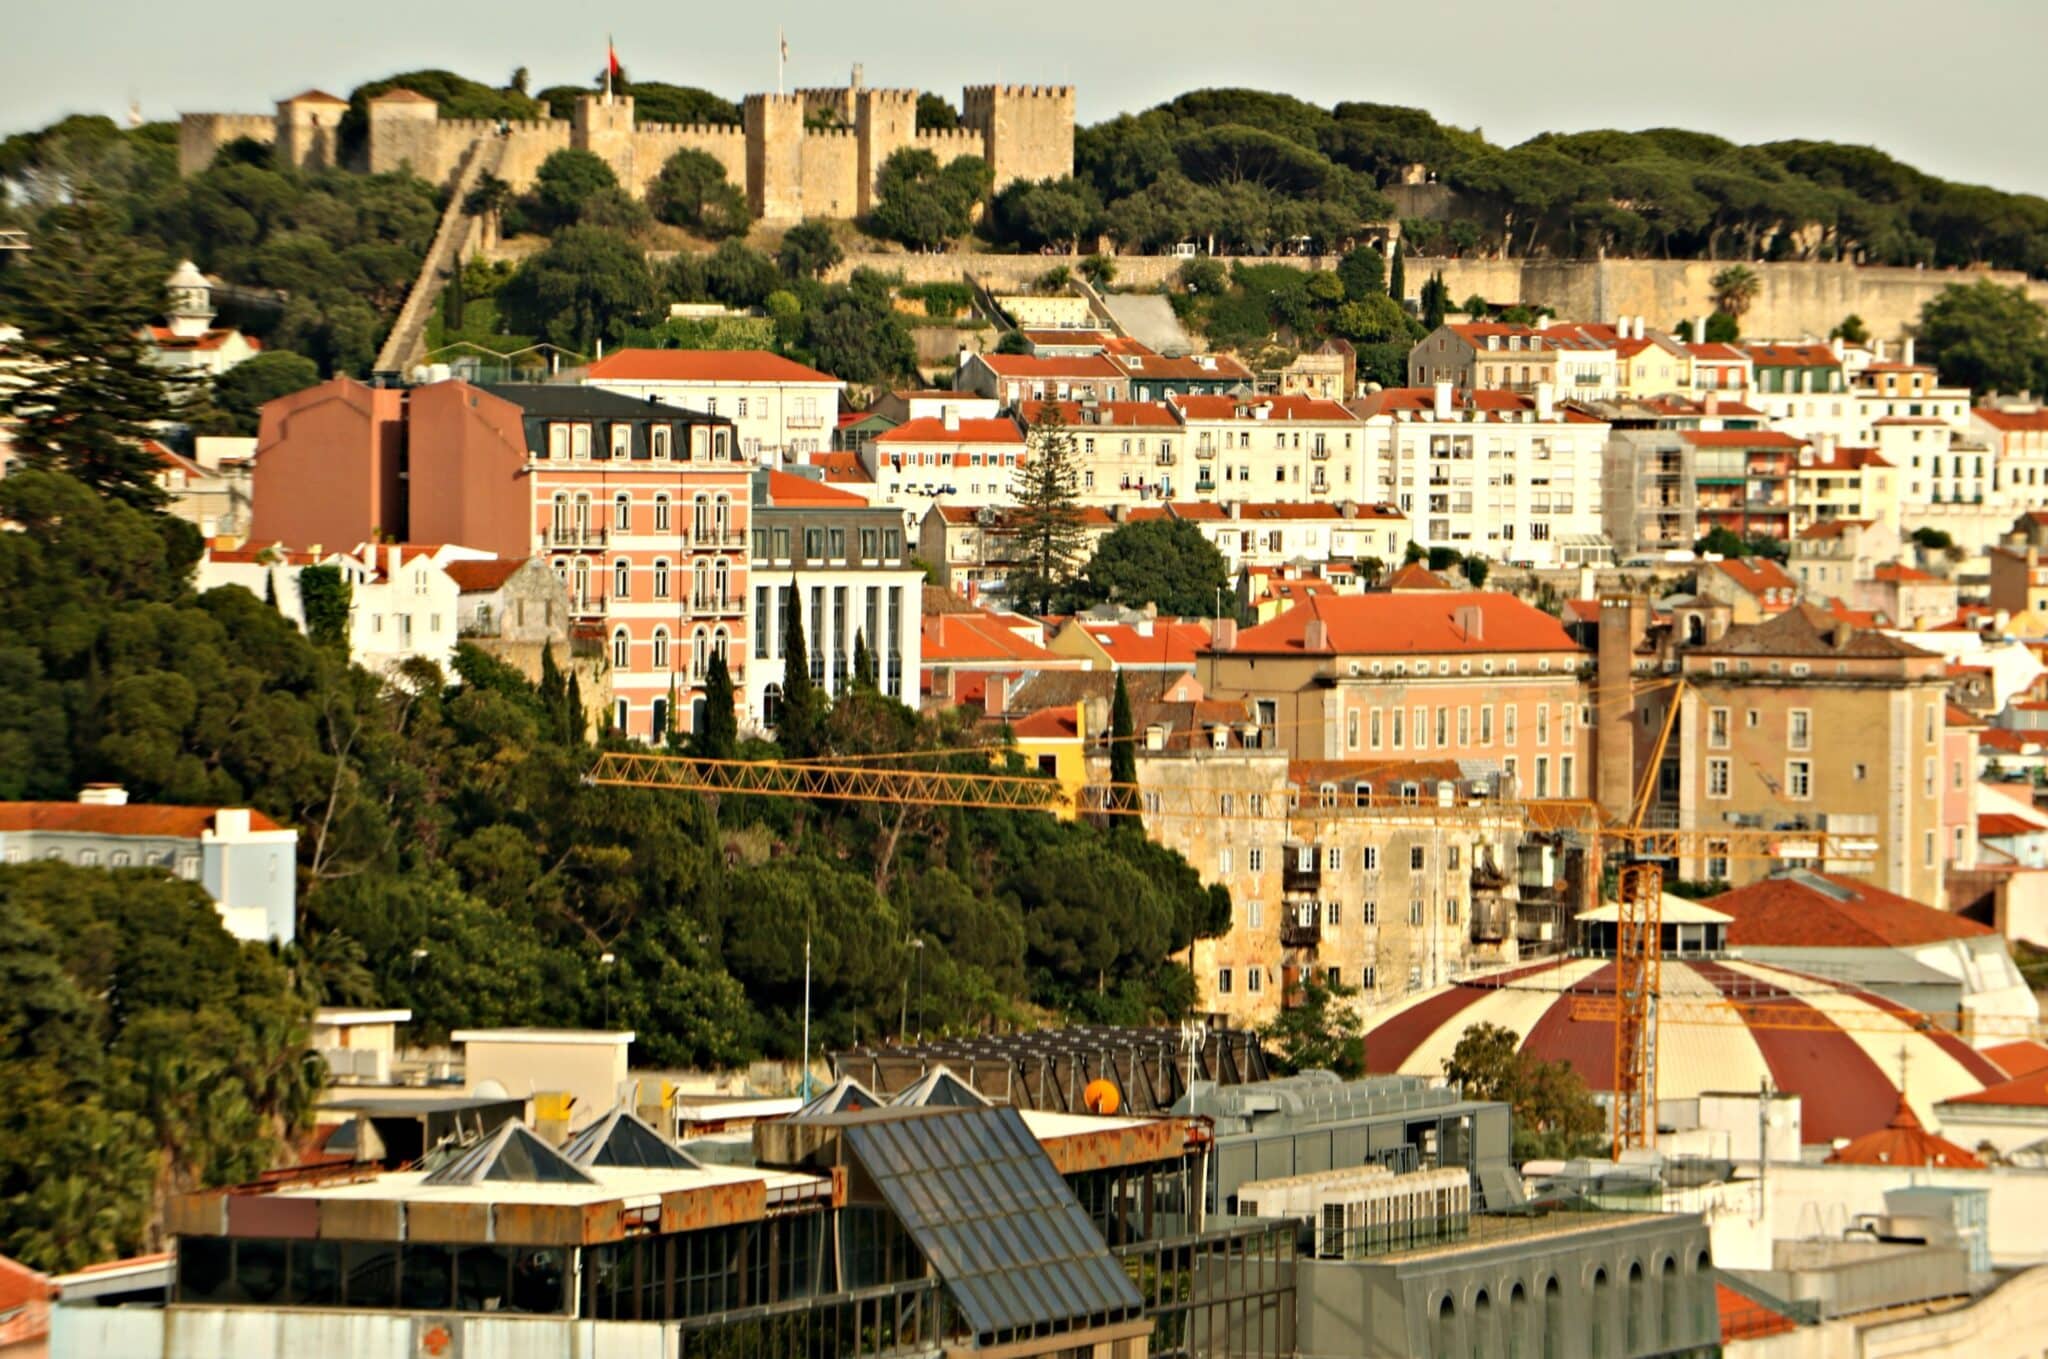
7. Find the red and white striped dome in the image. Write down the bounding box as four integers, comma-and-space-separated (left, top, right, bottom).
1362, 956, 2008, 1144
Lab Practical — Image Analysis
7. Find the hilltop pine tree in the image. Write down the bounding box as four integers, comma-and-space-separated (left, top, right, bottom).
1005, 404, 1088, 616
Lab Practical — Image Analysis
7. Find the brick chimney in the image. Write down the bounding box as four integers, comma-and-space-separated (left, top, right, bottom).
1596, 594, 1649, 823
1304, 618, 1330, 651
1212, 617, 1238, 650
1453, 604, 1483, 641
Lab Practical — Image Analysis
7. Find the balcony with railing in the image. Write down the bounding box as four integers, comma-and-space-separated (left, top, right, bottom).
1279, 903, 1322, 949
548, 525, 608, 548
691, 592, 744, 615
568, 592, 608, 619
1281, 851, 1321, 897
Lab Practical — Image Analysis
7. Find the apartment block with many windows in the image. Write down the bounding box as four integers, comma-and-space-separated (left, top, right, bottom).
581, 349, 843, 465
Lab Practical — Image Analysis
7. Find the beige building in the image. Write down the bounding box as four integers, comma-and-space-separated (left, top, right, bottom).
1610, 601, 1951, 903
1790, 442, 1899, 535
1170, 393, 1365, 503
1197, 590, 1593, 799
1406, 323, 1559, 393
583, 349, 842, 465
1019, 398, 1186, 504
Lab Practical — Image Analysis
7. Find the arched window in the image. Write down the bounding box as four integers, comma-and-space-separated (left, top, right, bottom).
1692, 1251, 1713, 1340
1660, 1258, 1681, 1348
693, 560, 711, 606
713, 558, 730, 604
551, 492, 569, 543
573, 557, 591, 607
1433, 1297, 1457, 1359
693, 494, 711, 540
1686, 613, 1705, 645
653, 559, 671, 599
613, 559, 631, 599
573, 493, 592, 539
1589, 1270, 1609, 1359
654, 493, 671, 532
650, 695, 668, 740
1626, 1263, 1645, 1354
652, 627, 670, 669
1470, 1291, 1490, 1359
712, 627, 729, 661
692, 628, 710, 679
614, 492, 632, 532
611, 629, 629, 669
763, 683, 783, 727
1541, 1279, 1561, 1359
713, 494, 731, 535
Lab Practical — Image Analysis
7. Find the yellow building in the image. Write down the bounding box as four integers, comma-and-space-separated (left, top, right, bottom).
1791, 444, 1899, 536
999, 703, 1087, 816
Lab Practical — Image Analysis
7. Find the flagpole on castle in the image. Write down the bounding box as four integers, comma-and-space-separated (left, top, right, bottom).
604, 34, 614, 103
777, 27, 788, 96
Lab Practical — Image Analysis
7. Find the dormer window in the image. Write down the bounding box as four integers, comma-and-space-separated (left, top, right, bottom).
652, 426, 671, 460
611, 425, 631, 459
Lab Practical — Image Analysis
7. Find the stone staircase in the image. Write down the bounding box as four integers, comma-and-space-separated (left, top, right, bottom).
373, 135, 506, 378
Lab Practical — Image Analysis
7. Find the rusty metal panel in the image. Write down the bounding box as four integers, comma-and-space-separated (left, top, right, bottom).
491, 1202, 588, 1246
165, 1192, 226, 1238
405, 1200, 495, 1243
1038, 1120, 1186, 1176
317, 1197, 403, 1241
578, 1199, 626, 1244
225, 1193, 319, 1240
658, 1179, 766, 1234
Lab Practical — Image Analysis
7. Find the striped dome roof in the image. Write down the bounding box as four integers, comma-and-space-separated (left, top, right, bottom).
1362, 957, 2007, 1145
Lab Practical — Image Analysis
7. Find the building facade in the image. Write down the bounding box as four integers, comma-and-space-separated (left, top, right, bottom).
582, 349, 842, 465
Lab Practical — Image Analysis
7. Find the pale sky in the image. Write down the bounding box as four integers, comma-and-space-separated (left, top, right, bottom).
7, 0, 2046, 197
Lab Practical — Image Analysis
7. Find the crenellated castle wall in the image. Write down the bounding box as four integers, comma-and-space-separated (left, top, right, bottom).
177, 75, 1075, 220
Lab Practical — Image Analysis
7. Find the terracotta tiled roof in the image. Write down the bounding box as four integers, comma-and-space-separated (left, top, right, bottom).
1126, 503, 1228, 523
1680, 429, 1803, 448
1945, 703, 1985, 728
1874, 562, 1939, 584
0, 802, 283, 836
1942, 1067, 2048, 1109
1074, 620, 1210, 664
1744, 343, 1840, 368
1978, 813, 2041, 839
1006, 670, 1188, 714
811, 451, 873, 484
1795, 518, 1871, 541
147, 326, 256, 353
763, 470, 867, 507
1018, 399, 1178, 428
1826, 1099, 1983, 1167
1975, 405, 2048, 432
922, 612, 1062, 665
1349, 388, 1603, 424
875, 417, 1025, 445
1172, 393, 1356, 422
370, 88, 437, 103
1006, 707, 1080, 740
1708, 871, 1992, 948
1686, 343, 1748, 361
973, 354, 1123, 380
1800, 446, 1891, 470
1718, 1283, 1798, 1342
1225, 591, 1580, 657
1818, 599, 1888, 628
1108, 352, 1254, 382
1984, 1040, 2048, 1079
1385, 562, 1454, 590
1707, 556, 1798, 597
0, 1253, 53, 1345
285, 89, 348, 104
1979, 727, 2045, 754
586, 349, 840, 384
442, 558, 523, 592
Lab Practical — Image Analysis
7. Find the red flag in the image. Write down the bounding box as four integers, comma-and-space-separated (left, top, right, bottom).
607, 42, 622, 79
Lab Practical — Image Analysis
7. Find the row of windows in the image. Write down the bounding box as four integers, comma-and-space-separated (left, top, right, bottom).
549, 492, 734, 538
542, 422, 731, 462
5, 845, 199, 876
754, 525, 904, 564
1708, 706, 1811, 750
557, 558, 735, 604
611, 626, 730, 673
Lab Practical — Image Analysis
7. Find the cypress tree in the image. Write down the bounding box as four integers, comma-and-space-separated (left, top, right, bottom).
1109, 671, 1138, 816
852, 628, 877, 691
263, 570, 278, 608
662, 673, 680, 751
1389, 239, 1406, 307
539, 644, 568, 739
565, 669, 585, 744
694, 650, 738, 760
777, 578, 824, 756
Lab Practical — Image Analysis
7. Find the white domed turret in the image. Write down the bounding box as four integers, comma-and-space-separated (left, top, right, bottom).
166, 260, 215, 339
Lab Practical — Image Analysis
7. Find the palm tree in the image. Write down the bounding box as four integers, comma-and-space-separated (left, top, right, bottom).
1711, 265, 1761, 321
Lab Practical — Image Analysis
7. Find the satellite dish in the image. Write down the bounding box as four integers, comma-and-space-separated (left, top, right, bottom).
1082, 1078, 1121, 1115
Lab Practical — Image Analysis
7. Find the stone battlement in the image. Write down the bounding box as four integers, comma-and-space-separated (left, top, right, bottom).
179, 75, 1074, 221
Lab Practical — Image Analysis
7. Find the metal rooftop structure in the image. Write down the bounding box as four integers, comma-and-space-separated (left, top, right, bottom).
832, 1026, 1271, 1115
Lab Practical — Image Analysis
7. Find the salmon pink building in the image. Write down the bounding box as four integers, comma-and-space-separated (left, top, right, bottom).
252, 378, 743, 739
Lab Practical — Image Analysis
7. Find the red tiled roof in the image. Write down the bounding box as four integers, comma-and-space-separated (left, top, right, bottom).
1826, 1099, 1983, 1167
1007, 707, 1080, 740
1984, 1040, 2048, 1079
1819, 599, 1887, 628
0, 1252, 53, 1345
875, 417, 1025, 445
1562, 598, 1601, 623
1385, 562, 1454, 590
1795, 518, 1871, 541
972, 354, 1123, 380
1108, 352, 1255, 382
0, 802, 283, 836
1075, 620, 1210, 664
810, 450, 872, 484
764, 470, 866, 507
1942, 1067, 2048, 1110
285, 89, 348, 104
1744, 343, 1840, 367
586, 349, 840, 384
1018, 399, 1178, 428
1718, 1284, 1797, 1342
1708, 872, 1992, 948
442, 558, 523, 592
1225, 591, 1579, 657
1680, 429, 1804, 448
1172, 393, 1356, 422
147, 325, 256, 353
1801, 446, 1891, 470
1127, 503, 1228, 523
1975, 405, 2048, 432
1874, 562, 1938, 584
1686, 343, 1748, 361
1978, 813, 2041, 839
1708, 557, 1798, 599
1946, 703, 1985, 728
922, 612, 1062, 665
1979, 727, 2045, 754
1350, 387, 1602, 424
370, 88, 437, 103
1019, 329, 1112, 346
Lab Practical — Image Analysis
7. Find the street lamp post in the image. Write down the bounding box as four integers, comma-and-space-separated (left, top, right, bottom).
600, 951, 616, 1027
911, 937, 927, 1041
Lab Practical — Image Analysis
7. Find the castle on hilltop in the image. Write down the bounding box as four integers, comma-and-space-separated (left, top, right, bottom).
178, 69, 1074, 222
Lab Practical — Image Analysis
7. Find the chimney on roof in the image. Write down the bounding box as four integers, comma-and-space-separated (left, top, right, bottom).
1830, 335, 1845, 360
1453, 604, 1483, 641
1903, 338, 1916, 367
77, 783, 128, 806
1228, 502, 1242, 520
1696, 315, 1709, 344
1433, 380, 1453, 420
1304, 618, 1330, 651
1213, 617, 1237, 651
1703, 392, 1720, 416
1832, 622, 1855, 652
212, 808, 251, 836
989, 673, 1009, 715
1535, 381, 1555, 421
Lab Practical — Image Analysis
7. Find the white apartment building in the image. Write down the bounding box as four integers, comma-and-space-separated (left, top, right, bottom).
1129, 501, 1409, 576
1018, 399, 1184, 504
198, 541, 487, 674
582, 349, 843, 464
1351, 383, 1609, 568
863, 410, 1028, 519
1169, 394, 1366, 502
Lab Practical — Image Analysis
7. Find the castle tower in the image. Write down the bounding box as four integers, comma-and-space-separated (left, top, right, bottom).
959, 85, 1076, 192
275, 90, 348, 171
365, 88, 444, 181
744, 94, 805, 222
573, 93, 640, 193
165, 260, 215, 339
854, 89, 918, 217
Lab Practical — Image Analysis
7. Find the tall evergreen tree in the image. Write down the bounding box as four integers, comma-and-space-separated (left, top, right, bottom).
851, 628, 877, 692
776, 579, 825, 756
661, 674, 681, 752
1108, 671, 1138, 816
1388, 238, 1406, 306
692, 650, 739, 760
1006, 404, 1088, 616
0, 198, 177, 508
538, 644, 568, 741
1422, 270, 1448, 331
565, 668, 585, 744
